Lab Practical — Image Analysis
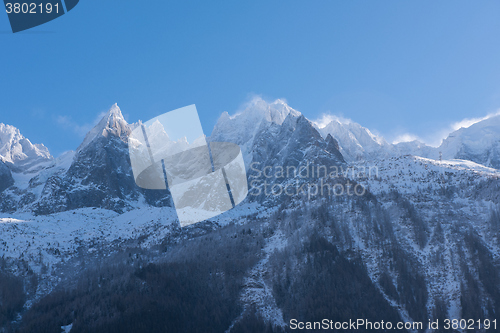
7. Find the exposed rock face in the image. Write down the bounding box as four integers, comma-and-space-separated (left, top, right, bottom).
34, 135, 139, 214
0, 160, 14, 193
0, 104, 171, 215
325, 134, 344, 162
33, 105, 171, 215
77, 103, 131, 152
314, 117, 391, 162
210, 99, 346, 205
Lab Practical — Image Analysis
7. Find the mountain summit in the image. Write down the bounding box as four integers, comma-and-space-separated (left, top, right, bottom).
314, 118, 390, 162
210, 97, 302, 165
439, 112, 500, 169
77, 103, 130, 152
0, 123, 52, 169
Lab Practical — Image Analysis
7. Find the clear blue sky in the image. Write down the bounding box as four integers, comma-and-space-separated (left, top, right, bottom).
1, 1, 500, 156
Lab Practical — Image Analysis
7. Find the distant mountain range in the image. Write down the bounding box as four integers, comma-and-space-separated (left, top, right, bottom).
1, 99, 498, 215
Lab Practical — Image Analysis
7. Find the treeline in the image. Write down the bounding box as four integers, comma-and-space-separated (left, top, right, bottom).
15, 221, 273, 333
270, 232, 408, 333
460, 230, 500, 320
0, 271, 25, 329
231, 306, 287, 333
269, 192, 432, 331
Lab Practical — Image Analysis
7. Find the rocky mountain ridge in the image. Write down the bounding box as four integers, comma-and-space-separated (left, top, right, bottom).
1, 100, 500, 332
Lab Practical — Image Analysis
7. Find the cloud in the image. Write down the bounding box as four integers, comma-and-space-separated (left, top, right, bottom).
312, 113, 353, 128
228, 94, 294, 120
450, 110, 500, 131
422, 109, 500, 147
241, 94, 288, 108
54, 111, 107, 137
315, 108, 500, 148
55, 115, 92, 137
392, 133, 422, 144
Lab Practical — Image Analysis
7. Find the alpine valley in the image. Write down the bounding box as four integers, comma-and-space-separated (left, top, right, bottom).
1, 98, 499, 333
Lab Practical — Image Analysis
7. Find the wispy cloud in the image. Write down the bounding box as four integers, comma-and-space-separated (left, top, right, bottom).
424, 109, 500, 147
392, 133, 422, 144
238, 94, 289, 110
312, 113, 353, 128
54, 111, 108, 137
450, 110, 500, 131
314, 108, 500, 148
55, 115, 93, 137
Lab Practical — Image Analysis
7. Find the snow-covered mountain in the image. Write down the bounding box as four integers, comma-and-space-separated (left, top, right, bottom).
76, 103, 131, 152
313, 117, 391, 162
0, 123, 52, 170
210, 98, 302, 167
313, 110, 500, 171
439, 113, 500, 169
0, 104, 170, 215
392, 139, 437, 159
389, 114, 500, 170
1, 100, 500, 332
2, 99, 497, 214
210, 98, 346, 206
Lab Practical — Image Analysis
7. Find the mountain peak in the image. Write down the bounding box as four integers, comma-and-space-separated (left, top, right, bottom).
438, 111, 500, 168
234, 97, 301, 126
108, 103, 122, 117
0, 123, 52, 168
315, 118, 390, 162
210, 98, 301, 146
77, 104, 130, 152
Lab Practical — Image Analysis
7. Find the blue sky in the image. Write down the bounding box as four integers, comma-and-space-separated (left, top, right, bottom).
1, 1, 500, 156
